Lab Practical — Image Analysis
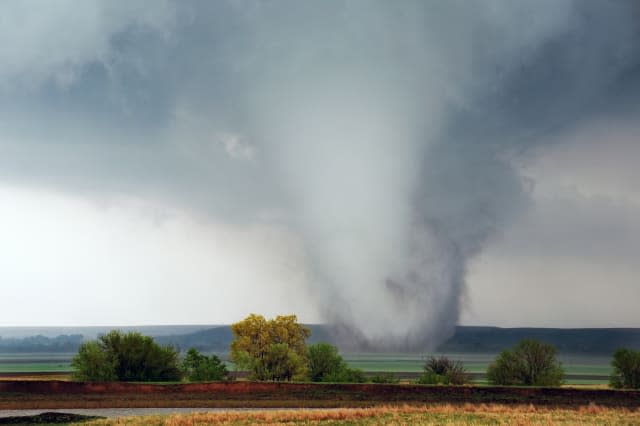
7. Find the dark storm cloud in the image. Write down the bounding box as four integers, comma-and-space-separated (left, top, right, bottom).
1, 0, 640, 348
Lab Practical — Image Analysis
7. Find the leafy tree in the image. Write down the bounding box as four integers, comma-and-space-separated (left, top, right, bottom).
417, 356, 468, 385
182, 348, 228, 382
71, 330, 181, 382
485, 350, 523, 386
230, 314, 311, 381
308, 343, 345, 382
259, 343, 308, 381
71, 341, 116, 382
609, 348, 640, 389
307, 342, 366, 383
487, 339, 564, 387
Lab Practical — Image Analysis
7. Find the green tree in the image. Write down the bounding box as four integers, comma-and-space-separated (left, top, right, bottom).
417, 356, 468, 385
307, 342, 366, 383
308, 343, 345, 382
487, 339, 564, 387
230, 314, 311, 381
182, 348, 229, 382
71, 341, 117, 382
609, 348, 640, 389
71, 330, 181, 382
259, 343, 308, 381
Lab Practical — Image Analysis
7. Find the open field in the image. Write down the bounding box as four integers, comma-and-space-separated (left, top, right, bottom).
1, 381, 639, 410
80, 405, 640, 425
0, 352, 613, 385
343, 353, 612, 384
0, 353, 73, 374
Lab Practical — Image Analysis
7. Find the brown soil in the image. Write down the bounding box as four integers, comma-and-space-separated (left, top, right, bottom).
0, 381, 638, 410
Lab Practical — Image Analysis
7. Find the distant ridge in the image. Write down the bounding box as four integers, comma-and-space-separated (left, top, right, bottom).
437, 326, 640, 355
2, 325, 639, 355
154, 325, 640, 355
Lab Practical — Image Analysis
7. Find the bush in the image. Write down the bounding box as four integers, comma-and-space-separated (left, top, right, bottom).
487, 339, 564, 387
370, 373, 399, 384
417, 356, 468, 385
323, 366, 367, 383
182, 348, 228, 382
71, 330, 181, 382
610, 348, 640, 389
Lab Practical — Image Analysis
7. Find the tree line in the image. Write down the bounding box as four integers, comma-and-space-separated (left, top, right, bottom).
72, 314, 640, 389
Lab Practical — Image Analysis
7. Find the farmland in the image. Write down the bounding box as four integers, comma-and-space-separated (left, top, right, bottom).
0, 325, 619, 385
0, 351, 613, 385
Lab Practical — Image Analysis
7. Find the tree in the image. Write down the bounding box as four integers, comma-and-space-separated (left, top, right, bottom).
487, 339, 564, 387
71, 341, 116, 382
609, 348, 640, 389
308, 343, 345, 382
71, 330, 181, 382
417, 356, 468, 385
230, 314, 311, 381
182, 348, 229, 382
307, 342, 366, 383
260, 343, 308, 381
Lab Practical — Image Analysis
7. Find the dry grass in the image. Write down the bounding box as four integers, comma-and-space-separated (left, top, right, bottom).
561, 384, 611, 390
0, 373, 71, 381
85, 404, 640, 425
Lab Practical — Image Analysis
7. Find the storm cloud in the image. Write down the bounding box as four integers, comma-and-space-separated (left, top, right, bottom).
1, 1, 640, 347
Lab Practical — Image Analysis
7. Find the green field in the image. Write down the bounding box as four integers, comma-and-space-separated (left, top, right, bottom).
342, 352, 612, 384
0, 353, 73, 373
0, 351, 613, 384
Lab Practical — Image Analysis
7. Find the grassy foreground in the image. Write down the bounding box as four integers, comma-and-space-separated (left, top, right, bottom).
84, 404, 640, 425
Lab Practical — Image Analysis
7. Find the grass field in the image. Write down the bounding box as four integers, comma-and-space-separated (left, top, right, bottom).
343, 353, 613, 384
82, 404, 640, 425
0, 353, 73, 373
0, 352, 613, 385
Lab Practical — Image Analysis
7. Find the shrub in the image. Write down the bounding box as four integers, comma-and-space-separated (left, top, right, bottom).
370, 373, 400, 384
182, 348, 228, 382
323, 366, 367, 383
71, 330, 181, 382
487, 339, 564, 387
417, 356, 468, 385
610, 348, 640, 389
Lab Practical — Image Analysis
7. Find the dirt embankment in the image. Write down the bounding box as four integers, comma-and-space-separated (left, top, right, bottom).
1, 381, 639, 410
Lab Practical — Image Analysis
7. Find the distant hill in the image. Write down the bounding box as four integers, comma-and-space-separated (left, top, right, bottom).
0, 334, 83, 353
0, 325, 214, 339
2, 325, 639, 355
154, 325, 640, 355
153, 324, 335, 353
437, 326, 640, 355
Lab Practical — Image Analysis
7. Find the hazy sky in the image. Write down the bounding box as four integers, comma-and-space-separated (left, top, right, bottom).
1, 1, 639, 339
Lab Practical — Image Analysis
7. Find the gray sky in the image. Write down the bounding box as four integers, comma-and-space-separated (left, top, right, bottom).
1, 1, 639, 343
